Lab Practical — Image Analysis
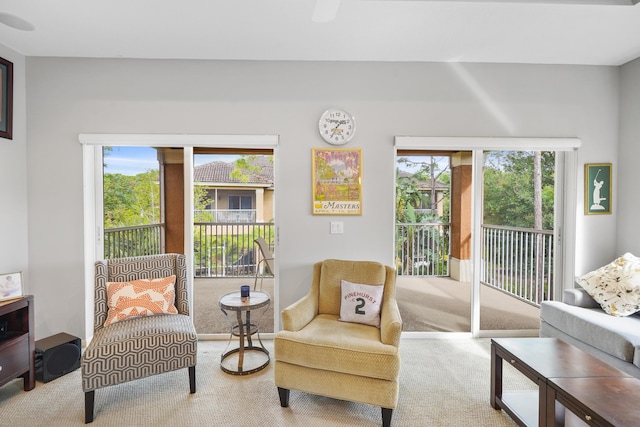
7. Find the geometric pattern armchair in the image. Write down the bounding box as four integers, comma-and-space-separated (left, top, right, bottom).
274, 259, 402, 427
81, 253, 197, 423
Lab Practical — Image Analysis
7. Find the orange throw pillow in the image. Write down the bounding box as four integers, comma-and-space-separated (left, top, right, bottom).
104, 275, 178, 327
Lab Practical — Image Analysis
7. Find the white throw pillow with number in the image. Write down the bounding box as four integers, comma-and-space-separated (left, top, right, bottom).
338, 279, 384, 327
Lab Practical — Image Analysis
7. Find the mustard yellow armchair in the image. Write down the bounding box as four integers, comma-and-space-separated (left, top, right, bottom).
274, 259, 402, 427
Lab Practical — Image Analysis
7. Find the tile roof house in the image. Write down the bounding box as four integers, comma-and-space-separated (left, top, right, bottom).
194, 157, 274, 223
397, 169, 449, 217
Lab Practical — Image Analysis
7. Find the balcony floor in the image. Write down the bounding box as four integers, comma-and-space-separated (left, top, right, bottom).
397, 276, 540, 332
194, 276, 540, 335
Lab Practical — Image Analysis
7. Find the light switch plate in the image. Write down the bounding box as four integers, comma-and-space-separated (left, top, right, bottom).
330, 221, 344, 234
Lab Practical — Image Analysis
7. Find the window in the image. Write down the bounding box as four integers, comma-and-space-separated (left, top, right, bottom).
229, 195, 252, 210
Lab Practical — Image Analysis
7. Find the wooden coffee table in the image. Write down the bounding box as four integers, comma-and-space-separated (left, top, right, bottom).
491, 337, 632, 427
547, 377, 640, 427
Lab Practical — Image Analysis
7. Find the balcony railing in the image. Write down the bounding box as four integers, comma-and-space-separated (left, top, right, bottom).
481, 224, 554, 307
194, 209, 256, 223
395, 222, 450, 276
104, 223, 164, 259
194, 222, 275, 277
105, 221, 552, 307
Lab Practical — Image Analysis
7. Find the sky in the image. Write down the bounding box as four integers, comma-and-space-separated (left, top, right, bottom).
103, 146, 239, 175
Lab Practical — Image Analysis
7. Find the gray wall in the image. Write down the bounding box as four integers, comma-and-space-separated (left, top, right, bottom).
0, 45, 28, 289
618, 57, 640, 255
25, 58, 621, 339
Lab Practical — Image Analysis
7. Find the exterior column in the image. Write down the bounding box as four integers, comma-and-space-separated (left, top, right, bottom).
161, 149, 184, 254
450, 152, 473, 282
255, 188, 265, 223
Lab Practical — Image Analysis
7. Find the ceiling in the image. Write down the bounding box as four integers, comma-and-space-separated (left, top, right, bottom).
1, 0, 640, 66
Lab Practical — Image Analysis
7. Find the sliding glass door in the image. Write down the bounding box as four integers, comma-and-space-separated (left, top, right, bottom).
394, 137, 579, 337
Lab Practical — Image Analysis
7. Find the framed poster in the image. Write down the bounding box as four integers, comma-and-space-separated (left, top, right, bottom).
585, 163, 611, 215
0, 56, 13, 140
0, 272, 23, 302
312, 148, 362, 215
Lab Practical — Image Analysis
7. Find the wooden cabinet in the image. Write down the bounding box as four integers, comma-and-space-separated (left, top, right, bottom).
0, 296, 35, 391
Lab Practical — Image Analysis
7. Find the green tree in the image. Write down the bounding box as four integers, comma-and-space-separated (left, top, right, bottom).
230, 155, 273, 182
395, 171, 422, 223
396, 156, 450, 222
103, 170, 160, 228
483, 151, 555, 230
395, 156, 450, 275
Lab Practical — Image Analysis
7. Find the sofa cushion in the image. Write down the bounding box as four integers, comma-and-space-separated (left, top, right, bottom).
82, 313, 197, 392
540, 300, 640, 366
339, 280, 384, 327
577, 252, 640, 317
274, 314, 400, 381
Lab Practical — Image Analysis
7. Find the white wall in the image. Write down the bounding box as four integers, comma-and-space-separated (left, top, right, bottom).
0, 44, 28, 289
25, 58, 620, 339
618, 57, 640, 256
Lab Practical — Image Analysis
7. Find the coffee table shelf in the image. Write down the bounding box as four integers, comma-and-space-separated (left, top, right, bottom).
500, 392, 539, 427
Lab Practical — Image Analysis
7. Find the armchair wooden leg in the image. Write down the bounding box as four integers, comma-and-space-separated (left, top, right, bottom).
189, 366, 196, 393
382, 407, 393, 427
277, 387, 290, 407
84, 391, 95, 424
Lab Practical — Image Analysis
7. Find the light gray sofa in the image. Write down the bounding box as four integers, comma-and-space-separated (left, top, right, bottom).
540, 287, 640, 379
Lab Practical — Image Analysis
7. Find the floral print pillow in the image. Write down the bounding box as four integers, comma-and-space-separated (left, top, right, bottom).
577, 253, 640, 317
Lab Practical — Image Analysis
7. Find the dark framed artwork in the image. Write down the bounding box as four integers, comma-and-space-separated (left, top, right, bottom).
585, 163, 612, 215
0, 56, 13, 140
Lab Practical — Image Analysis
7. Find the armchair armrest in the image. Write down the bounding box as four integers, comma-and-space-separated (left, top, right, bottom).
281, 292, 318, 332
563, 287, 600, 308
380, 298, 402, 347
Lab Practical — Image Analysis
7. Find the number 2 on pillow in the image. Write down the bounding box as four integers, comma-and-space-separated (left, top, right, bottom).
355, 298, 366, 315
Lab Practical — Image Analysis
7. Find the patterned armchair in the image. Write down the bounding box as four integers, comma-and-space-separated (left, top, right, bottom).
81, 254, 197, 423
274, 259, 402, 427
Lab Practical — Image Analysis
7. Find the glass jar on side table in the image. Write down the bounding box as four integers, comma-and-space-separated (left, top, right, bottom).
219, 290, 270, 375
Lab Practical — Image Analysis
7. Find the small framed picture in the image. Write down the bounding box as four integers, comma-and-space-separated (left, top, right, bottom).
584, 163, 612, 215
0, 272, 23, 302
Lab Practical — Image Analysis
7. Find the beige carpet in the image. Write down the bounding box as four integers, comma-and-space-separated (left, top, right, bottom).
0, 338, 534, 426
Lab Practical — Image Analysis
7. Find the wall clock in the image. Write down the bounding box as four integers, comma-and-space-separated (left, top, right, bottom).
318, 108, 356, 145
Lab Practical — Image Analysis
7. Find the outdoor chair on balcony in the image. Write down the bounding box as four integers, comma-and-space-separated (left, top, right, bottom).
225, 249, 255, 276
81, 253, 197, 423
254, 237, 275, 291
274, 259, 402, 427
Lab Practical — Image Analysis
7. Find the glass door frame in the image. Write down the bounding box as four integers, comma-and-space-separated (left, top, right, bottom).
394, 137, 581, 338
80, 134, 279, 340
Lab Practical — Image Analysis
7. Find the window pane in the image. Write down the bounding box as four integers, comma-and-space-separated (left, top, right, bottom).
229, 195, 239, 210
240, 195, 252, 209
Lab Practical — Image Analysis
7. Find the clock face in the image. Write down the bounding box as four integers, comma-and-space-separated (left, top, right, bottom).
319, 108, 356, 145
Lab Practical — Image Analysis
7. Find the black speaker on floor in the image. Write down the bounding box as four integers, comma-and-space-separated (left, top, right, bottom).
35, 332, 81, 383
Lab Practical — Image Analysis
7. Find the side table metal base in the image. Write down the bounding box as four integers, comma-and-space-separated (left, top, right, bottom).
219, 290, 271, 376
220, 345, 270, 376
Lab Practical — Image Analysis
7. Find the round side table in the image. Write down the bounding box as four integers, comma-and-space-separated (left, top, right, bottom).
219, 290, 270, 375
